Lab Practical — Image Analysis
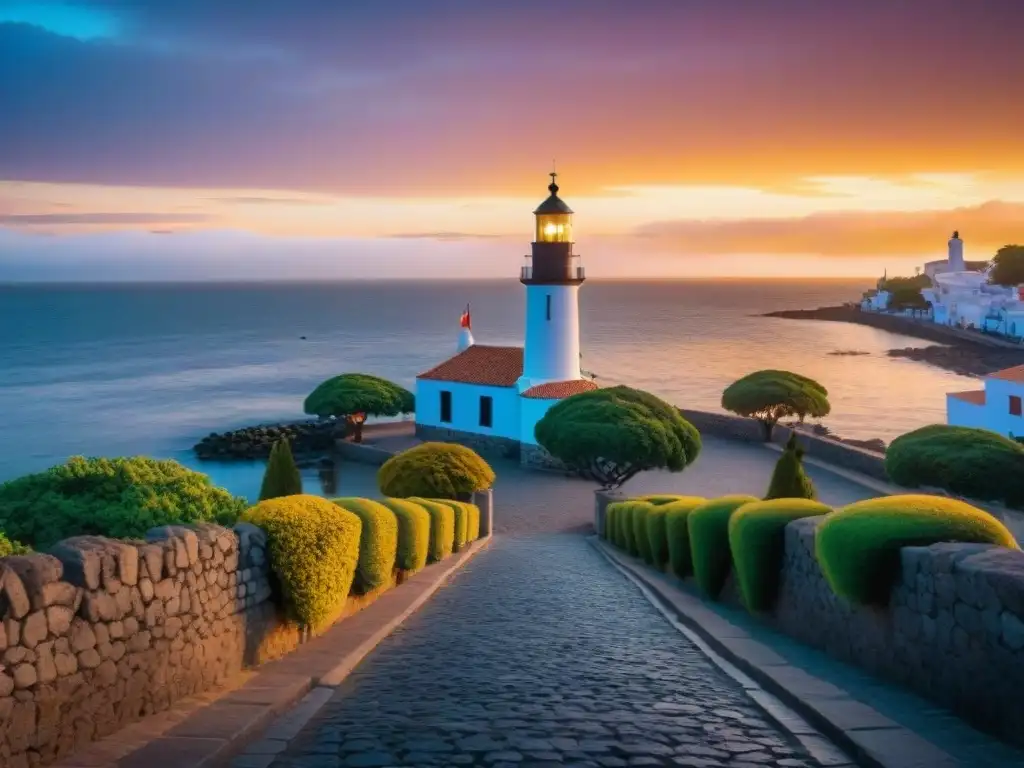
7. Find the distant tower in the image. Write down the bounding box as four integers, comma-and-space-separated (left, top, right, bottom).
518, 172, 584, 388
948, 230, 965, 272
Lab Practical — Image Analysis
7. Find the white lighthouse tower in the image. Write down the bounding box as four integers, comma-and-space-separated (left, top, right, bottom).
948, 230, 965, 272
517, 172, 585, 390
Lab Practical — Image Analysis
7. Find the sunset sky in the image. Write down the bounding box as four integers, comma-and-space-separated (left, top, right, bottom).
3, 1, 1024, 280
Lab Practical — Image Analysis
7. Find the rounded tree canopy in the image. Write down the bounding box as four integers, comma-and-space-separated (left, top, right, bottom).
721, 369, 830, 423
534, 385, 701, 488
378, 442, 495, 500
988, 244, 1024, 287
304, 373, 414, 419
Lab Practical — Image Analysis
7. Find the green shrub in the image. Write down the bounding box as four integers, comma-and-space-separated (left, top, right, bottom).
623, 501, 644, 555
729, 498, 832, 611
631, 501, 657, 563
378, 498, 431, 572
645, 506, 670, 567
408, 497, 455, 562
606, 501, 627, 548
0, 533, 29, 558
765, 435, 816, 500
427, 497, 468, 550
661, 496, 708, 578
636, 494, 685, 506
243, 495, 361, 628
444, 500, 481, 544
0, 456, 248, 548
688, 495, 760, 598
259, 439, 303, 501
331, 497, 398, 593
816, 495, 1020, 605
886, 424, 1024, 508
378, 442, 494, 499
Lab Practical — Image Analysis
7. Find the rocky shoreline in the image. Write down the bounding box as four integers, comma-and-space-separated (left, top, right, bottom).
193, 419, 338, 462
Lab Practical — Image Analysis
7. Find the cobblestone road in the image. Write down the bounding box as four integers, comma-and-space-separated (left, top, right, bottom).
269, 535, 828, 768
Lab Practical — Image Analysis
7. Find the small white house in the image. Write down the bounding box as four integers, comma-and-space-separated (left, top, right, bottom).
947, 364, 1024, 439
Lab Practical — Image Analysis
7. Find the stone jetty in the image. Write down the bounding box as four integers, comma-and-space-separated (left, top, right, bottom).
192, 420, 338, 461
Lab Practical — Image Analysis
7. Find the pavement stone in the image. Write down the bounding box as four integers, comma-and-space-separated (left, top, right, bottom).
267, 535, 838, 768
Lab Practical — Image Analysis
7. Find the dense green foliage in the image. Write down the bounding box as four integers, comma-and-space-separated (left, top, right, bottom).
605, 501, 627, 545
534, 386, 702, 489
631, 501, 658, 564
887, 285, 929, 311
429, 498, 470, 550
644, 506, 670, 568
729, 498, 832, 611
686, 495, 759, 597
408, 497, 455, 562
988, 245, 1024, 287
0, 456, 248, 548
243, 495, 361, 628
331, 497, 399, 593
635, 494, 685, 505
304, 373, 414, 442
378, 498, 431, 572
816, 495, 1019, 605
619, 501, 641, 555
378, 442, 495, 499
886, 424, 1024, 508
661, 496, 708, 578
881, 274, 931, 292
259, 439, 303, 501
0, 533, 29, 558
721, 370, 830, 441
765, 435, 816, 500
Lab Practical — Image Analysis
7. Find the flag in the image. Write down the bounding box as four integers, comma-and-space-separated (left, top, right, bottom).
459, 304, 471, 330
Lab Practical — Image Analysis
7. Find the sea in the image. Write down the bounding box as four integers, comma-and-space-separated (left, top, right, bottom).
0, 279, 980, 500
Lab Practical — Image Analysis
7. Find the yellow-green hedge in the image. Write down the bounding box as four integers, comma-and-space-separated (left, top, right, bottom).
631, 501, 658, 563
687, 495, 760, 598
644, 505, 671, 568
661, 496, 707, 578
378, 442, 494, 499
729, 498, 832, 611
635, 494, 685, 506
243, 495, 361, 628
606, 501, 627, 547
331, 497, 398, 593
427, 498, 468, 550
378, 498, 431, 572
409, 497, 455, 562
442, 499, 481, 545
816, 495, 1020, 604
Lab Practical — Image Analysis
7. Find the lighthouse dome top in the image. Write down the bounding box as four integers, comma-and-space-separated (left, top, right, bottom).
533, 173, 574, 215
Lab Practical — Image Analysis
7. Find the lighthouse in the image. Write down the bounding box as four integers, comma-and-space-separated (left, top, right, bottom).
414, 172, 597, 467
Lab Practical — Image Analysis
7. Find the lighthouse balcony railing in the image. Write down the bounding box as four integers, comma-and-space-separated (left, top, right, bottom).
521, 265, 586, 281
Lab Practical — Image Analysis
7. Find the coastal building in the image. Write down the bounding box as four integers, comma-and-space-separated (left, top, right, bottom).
947, 364, 1024, 439
414, 173, 598, 467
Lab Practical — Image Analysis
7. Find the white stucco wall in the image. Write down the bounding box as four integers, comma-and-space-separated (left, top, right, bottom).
519, 396, 560, 445
521, 284, 581, 386
415, 378, 520, 440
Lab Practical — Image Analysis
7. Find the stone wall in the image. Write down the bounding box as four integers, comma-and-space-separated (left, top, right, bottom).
414, 424, 521, 461
519, 443, 572, 474
0, 522, 278, 767
769, 517, 1024, 746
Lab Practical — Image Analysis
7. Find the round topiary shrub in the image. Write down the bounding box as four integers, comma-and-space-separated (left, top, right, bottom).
331, 498, 399, 593
886, 424, 1024, 508
0, 456, 248, 548
408, 497, 455, 562
631, 501, 657, 563
660, 496, 708, 578
729, 498, 832, 611
816, 494, 1020, 605
378, 498, 431, 573
243, 495, 362, 629
687, 495, 759, 598
378, 442, 495, 500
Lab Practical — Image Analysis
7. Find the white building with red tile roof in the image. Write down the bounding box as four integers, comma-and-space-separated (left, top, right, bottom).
947, 364, 1024, 438
414, 174, 598, 463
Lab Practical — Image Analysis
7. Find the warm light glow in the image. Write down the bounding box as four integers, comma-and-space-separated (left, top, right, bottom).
536, 213, 573, 243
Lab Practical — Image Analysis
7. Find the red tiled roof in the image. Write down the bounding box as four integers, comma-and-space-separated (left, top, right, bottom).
989, 365, 1024, 384
948, 389, 986, 405
417, 345, 523, 387
521, 379, 600, 399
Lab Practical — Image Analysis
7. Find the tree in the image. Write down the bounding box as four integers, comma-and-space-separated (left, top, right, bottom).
534, 386, 701, 489
259, 439, 303, 501
304, 373, 414, 443
721, 370, 830, 441
764, 434, 816, 500
988, 245, 1024, 287
887, 285, 928, 311
377, 442, 494, 499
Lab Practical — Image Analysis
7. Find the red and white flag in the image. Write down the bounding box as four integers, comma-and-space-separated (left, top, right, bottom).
459, 304, 472, 330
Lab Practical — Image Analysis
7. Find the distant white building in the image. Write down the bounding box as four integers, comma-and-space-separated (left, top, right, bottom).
947, 364, 1024, 439
414, 174, 598, 468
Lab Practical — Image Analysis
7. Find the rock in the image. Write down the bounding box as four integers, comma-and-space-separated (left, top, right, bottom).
77, 648, 101, 670
0, 672, 12, 697
45, 606, 73, 637
54, 653, 77, 677
39, 582, 78, 609
1, 566, 31, 620
153, 579, 177, 601
21, 611, 48, 649
82, 592, 118, 623
49, 537, 107, 590
138, 545, 164, 582
69, 619, 96, 653
1001, 611, 1024, 651
13, 662, 37, 688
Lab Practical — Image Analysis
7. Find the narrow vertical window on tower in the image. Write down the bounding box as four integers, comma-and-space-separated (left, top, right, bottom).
440, 390, 452, 423
479, 396, 493, 428
546, 294, 551, 321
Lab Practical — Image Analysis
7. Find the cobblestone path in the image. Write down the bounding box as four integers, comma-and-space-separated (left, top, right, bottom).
269, 535, 829, 768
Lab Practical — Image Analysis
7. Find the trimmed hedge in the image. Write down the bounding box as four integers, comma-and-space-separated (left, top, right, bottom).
429, 498, 468, 551
618, 502, 638, 554
378, 498, 431, 573
631, 501, 657, 563
331, 497, 398, 593
636, 494, 685, 506
378, 442, 494, 499
729, 498, 832, 611
687, 495, 759, 598
442, 499, 480, 546
606, 501, 627, 547
645, 506, 671, 568
816, 495, 1020, 605
886, 424, 1024, 509
243, 495, 361, 628
661, 496, 708, 578
409, 497, 455, 562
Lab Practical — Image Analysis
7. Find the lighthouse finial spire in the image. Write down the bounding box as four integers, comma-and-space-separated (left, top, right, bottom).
549, 161, 559, 195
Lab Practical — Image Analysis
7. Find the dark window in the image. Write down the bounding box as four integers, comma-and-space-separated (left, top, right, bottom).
440, 390, 452, 423
546, 294, 551, 321
1011, 395, 1022, 416
479, 395, 493, 428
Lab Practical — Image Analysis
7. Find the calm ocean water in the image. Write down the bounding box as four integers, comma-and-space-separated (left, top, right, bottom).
0, 280, 979, 498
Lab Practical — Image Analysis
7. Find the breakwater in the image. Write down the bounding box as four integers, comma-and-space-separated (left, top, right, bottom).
193, 420, 337, 461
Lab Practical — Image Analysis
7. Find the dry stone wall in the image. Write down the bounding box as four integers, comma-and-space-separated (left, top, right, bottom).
0, 522, 276, 767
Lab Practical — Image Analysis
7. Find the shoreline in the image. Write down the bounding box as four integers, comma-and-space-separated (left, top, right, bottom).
765, 305, 1024, 377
